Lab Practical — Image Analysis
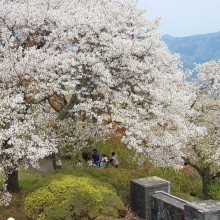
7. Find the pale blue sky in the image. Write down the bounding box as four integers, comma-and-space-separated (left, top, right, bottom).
138, 0, 220, 37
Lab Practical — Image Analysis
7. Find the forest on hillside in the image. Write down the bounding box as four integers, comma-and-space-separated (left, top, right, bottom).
163, 31, 220, 70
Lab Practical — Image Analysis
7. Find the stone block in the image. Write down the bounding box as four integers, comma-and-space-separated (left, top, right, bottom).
184, 200, 220, 220
151, 192, 187, 220
130, 176, 170, 220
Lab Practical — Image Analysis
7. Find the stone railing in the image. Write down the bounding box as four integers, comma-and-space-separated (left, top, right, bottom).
130, 176, 220, 220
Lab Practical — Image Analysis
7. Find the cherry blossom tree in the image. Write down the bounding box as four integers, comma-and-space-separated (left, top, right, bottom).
0, 81, 58, 205
182, 60, 220, 196
0, 0, 204, 203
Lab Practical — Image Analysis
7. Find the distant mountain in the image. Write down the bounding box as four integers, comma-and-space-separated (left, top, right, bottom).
162, 31, 220, 70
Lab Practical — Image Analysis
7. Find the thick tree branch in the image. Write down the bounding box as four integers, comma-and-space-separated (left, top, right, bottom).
212, 172, 220, 180
58, 94, 79, 120
182, 156, 204, 177
47, 97, 60, 113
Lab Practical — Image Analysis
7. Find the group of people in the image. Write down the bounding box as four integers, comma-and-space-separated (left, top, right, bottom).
78, 149, 119, 168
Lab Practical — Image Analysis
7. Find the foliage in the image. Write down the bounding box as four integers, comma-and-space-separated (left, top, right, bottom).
149, 167, 202, 200
24, 176, 125, 220
62, 137, 205, 203
68, 135, 145, 169
62, 136, 154, 204
209, 180, 220, 200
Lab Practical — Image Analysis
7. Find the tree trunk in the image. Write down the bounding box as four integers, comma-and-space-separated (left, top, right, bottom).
181, 157, 212, 197
202, 168, 211, 197
6, 170, 19, 193
52, 153, 57, 170
57, 94, 78, 120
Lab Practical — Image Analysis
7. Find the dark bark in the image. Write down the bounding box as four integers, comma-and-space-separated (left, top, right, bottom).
58, 94, 78, 120
6, 170, 19, 193
2, 141, 20, 192
52, 153, 57, 170
212, 172, 220, 180
202, 169, 211, 197
48, 97, 60, 113
182, 156, 212, 197
182, 156, 203, 176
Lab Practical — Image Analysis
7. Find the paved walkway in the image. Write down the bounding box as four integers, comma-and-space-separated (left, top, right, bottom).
29, 158, 54, 174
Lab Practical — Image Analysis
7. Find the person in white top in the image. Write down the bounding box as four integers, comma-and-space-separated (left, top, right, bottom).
111, 152, 119, 168
76, 160, 83, 167
99, 154, 108, 168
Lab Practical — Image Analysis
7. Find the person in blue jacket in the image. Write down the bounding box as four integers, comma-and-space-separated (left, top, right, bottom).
92, 149, 100, 167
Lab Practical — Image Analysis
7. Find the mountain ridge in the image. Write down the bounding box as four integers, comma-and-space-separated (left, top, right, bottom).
162, 31, 220, 70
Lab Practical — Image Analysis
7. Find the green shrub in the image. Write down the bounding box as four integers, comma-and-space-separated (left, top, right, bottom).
149, 167, 202, 200
209, 180, 220, 200
24, 176, 125, 220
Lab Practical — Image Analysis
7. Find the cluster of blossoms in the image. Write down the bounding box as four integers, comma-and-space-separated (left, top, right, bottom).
0, 187, 12, 206
0, 76, 58, 204
181, 60, 220, 191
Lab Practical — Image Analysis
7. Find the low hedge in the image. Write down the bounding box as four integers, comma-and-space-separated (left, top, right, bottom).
24, 176, 125, 220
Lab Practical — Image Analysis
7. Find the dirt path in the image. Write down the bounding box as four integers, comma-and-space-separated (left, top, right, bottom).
29, 158, 54, 174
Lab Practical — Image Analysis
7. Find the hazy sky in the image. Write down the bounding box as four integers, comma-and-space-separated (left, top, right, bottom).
138, 0, 220, 37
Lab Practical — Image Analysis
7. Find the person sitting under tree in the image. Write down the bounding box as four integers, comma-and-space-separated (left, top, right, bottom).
99, 154, 109, 168
111, 152, 119, 168
92, 149, 100, 167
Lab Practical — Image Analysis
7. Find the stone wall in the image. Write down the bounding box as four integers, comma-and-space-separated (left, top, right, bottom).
184, 200, 220, 220
130, 176, 220, 220
151, 192, 187, 220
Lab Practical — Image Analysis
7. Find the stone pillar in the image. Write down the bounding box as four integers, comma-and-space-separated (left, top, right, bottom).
130, 176, 170, 220
184, 200, 220, 220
